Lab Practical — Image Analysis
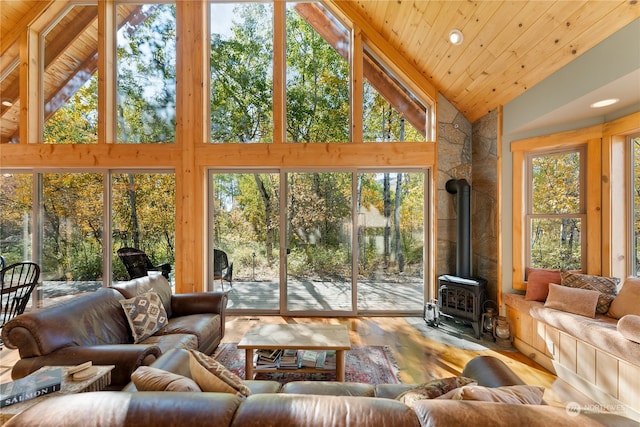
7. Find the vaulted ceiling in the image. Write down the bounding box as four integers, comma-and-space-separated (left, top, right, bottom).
1, 0, 638, 143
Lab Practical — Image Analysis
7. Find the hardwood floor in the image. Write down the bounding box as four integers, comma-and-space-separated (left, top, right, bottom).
223, 316, 596, 409
1, 315, 597, 410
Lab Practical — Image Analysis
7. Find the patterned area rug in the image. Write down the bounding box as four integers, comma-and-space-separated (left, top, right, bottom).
213, 343, 401, 385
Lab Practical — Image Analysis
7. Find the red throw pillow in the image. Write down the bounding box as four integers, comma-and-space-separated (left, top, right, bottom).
524, 268, 561, 301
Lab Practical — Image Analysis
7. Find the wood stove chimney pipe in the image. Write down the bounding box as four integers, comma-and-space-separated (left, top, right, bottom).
445, 178, 471, 278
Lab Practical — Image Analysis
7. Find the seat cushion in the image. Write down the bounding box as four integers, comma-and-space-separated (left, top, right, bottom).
140, 333, 198, 354
281, 381, 375, 397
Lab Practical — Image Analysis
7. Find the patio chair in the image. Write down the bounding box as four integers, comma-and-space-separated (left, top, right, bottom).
1, 261, 40, 348
214, 249, 233, 291
117, 247, 171, 280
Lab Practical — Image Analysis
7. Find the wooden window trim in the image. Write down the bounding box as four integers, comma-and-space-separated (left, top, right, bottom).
511, 126, 602, 290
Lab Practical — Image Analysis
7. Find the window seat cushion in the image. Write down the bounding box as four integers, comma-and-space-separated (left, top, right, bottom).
504, 293, 640, 366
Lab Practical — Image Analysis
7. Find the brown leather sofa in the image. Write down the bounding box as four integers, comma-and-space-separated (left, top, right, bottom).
1, 274, 227, 388
5, 350, 636, 427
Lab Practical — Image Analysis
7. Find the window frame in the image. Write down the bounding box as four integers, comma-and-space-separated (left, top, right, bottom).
511, 130, 602, 290
524, 146, 587, 271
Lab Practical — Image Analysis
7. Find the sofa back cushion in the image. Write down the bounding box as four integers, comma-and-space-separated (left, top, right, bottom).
111, 273, 173, 318
231, 394, 421, 427
2, 288, 131, 357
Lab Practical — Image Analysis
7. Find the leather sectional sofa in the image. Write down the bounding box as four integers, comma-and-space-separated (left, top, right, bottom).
1, 274, 227, 388
4, 350, 636, 427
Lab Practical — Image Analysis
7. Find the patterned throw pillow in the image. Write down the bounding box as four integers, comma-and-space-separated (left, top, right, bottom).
395, 376, 476, 405
188, 350, 252, 397
560, 271, 619, 314
120, 291, 168, 343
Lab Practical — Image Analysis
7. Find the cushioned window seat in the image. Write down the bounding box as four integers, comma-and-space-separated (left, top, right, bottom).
504, 293, 640, 422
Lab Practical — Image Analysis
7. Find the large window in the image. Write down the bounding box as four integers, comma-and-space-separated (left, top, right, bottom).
40, 173, 103, 298
0, 174, 33, 264
512, 133, 602, 289
44, 4, 98, 144
210, 169, 426, 314
210, 2, 274, 143
285, 2, 350, 143
363, 48, 427, 142
111, 172, 176, 281
526, 149, 584, 270
116, 3, 177, 143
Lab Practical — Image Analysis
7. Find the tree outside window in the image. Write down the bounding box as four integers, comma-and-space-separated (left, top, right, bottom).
526, 149, 585, 270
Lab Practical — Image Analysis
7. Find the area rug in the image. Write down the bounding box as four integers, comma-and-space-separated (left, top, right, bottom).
213, 343, 401, 385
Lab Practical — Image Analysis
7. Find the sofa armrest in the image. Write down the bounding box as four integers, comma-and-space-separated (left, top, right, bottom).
170, 292, 227, 315
11, 344, 161, 388
461, 355, 526, 387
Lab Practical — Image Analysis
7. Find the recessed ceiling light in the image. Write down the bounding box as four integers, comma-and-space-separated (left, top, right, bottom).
590, 98, 619, 108
449, 29, 464, 46
1, 99, 13, 107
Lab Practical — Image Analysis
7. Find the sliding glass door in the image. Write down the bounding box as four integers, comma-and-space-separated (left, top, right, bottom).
210, 172, 281, 310
356, 171, 425, 312
284, 172, 353, 314
211, 169, 427, 315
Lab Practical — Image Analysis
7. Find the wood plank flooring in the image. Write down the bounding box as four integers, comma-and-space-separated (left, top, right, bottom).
1, 316, 597, 410
224, 316, 595, 409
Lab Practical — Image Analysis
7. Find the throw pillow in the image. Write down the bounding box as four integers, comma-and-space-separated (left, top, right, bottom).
617, 315, 640, 344
131, 366, 201, 392
544, 283, 599, 318
120, 291, 168, 343
188, 350, 251, 397
524, 268, 562, 301
395, 376, 476, 405
607, 277, 640, 319
560, 271, 619, 314
438, 384, 545, 405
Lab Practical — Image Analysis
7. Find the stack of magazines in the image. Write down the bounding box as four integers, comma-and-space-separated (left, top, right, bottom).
278, 349, 300, 369
254, 349, 282, 369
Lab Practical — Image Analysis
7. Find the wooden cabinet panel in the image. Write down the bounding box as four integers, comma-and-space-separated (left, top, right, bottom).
618, 360, 640, 408
596, 351, 619, 397
545, 327, 559, 357
558, 332, 577, 373
577, 340, 596, 384
533, 319, 547, 354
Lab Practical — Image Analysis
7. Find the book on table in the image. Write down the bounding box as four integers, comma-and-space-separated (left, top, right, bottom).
1, 368, 62, 408
255, 349, 282, 369
278, 349, 300, 369
323, 350, 337, 370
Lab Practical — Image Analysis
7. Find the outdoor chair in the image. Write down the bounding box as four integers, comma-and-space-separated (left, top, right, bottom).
214, 249, 233, 291
1, 261, 40, 348
117, 247, 171, 280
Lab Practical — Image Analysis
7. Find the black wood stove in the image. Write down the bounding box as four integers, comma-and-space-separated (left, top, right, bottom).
437, 179, 486, 338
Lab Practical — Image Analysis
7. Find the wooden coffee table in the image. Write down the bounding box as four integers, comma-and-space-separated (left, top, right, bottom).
237, 324, 351, 381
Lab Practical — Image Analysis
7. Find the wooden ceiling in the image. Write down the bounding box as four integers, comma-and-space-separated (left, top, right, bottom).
1, 1, 638, 143
341, 0, 639, 122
